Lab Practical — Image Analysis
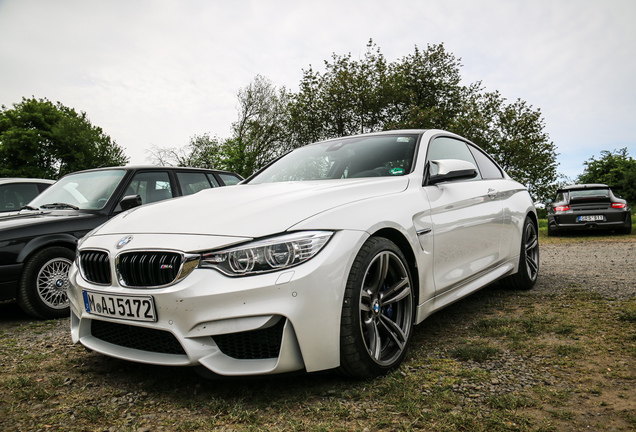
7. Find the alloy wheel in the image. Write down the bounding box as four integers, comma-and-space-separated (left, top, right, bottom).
37, 257, 72, 309
359, 250, 413, 366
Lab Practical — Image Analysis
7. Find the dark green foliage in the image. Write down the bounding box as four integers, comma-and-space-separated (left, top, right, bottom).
577, 148, 636, 203
286, 41, 559, 201
151, 41, 559, 194
0, 97, 129, 179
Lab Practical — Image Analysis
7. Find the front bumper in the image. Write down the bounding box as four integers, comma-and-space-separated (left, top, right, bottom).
68, 230, 367, 376
0, 263, 21, 301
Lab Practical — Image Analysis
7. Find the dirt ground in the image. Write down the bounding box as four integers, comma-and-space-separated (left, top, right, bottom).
1, 238, 635, 431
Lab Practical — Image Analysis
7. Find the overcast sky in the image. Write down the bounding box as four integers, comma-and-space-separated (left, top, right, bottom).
1, 0, 635, 180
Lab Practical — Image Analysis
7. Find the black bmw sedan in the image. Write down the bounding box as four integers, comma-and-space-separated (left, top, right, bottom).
0, 166, 242, 319
546, 184, 632, 236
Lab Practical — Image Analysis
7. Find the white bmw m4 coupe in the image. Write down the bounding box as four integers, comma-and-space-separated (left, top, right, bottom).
68, 129, 539, 378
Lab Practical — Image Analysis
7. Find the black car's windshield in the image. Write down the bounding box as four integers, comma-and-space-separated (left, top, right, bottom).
248, 134, 418, 184
29, 170, 126, 210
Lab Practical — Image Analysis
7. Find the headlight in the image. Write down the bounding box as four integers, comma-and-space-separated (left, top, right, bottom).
200, 231, 333, 276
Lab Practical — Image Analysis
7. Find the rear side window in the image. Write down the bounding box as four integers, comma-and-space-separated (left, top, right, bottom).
217, 173, 242, 185
177, 172, 214, 195
127, 172, 174, 204
469, 146, 503, 179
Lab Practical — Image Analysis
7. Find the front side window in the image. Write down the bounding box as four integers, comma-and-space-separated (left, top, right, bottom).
426, 137, 482, 179
249, 134, 418, 184
30, 170, 126, 210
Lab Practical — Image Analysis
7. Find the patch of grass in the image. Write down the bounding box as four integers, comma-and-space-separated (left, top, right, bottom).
475, 314, 558, 341
547, 409, 575, 420
619, 305, 636, 323
3, 376, 50, 402
449, 343, 501, 362
78, 405, 106, 422
487, 393, 537, 410
533, 386, 572, 406
553, 344, 584, 358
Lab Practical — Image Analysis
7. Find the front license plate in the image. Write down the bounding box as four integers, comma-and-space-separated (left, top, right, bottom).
578, 215, 604, 222
82, 291, 157, 322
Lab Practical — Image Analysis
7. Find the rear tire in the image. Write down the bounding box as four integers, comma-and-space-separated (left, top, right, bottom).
17, 246, 74, 319
502, 217, 539, 291
339, 237, 414, 378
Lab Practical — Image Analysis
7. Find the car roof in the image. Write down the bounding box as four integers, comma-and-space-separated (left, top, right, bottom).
0, 178, 56, 185
61, 165, 242, 177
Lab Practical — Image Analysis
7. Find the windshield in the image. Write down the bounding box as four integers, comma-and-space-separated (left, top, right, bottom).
249, 134, 418, 184
29, 170, 126, 210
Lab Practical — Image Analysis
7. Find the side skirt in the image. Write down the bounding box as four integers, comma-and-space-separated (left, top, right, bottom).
414, 256, 518, 324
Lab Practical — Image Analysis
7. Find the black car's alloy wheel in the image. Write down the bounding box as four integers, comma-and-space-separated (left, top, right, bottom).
17, 246, 74, 319
339, 237, 414, 378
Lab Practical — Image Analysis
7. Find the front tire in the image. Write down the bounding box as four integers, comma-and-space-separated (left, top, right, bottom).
17, 246, 74, 319
339, 237, 414, 378
502, 217, 539, 290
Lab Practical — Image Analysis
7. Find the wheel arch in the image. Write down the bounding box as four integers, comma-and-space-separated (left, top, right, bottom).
17, 234, 79, 264
369, 227, 420, 308
526, 209, 538, 229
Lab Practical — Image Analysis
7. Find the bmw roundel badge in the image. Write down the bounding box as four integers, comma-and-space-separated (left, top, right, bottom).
116, 235, 133, 249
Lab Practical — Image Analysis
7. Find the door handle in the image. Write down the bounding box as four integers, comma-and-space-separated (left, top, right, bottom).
488, 188, 498, 199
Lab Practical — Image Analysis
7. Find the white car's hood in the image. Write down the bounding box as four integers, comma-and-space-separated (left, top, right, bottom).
96, 177, 409, 238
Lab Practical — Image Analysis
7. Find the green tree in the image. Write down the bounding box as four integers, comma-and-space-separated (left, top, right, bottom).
287, 42, 558, 202
152, 41, 560, 197
148, 76, 291, 178
0, 97, 128, 179
226, 75, 292, 177
451, 91, 558, 202
577, 148, 636, 203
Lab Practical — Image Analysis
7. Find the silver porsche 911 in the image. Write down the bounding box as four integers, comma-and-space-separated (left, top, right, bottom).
68, 129, 539, 378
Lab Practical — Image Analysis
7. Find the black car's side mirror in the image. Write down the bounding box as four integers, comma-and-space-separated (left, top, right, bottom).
119, 195, 142, 211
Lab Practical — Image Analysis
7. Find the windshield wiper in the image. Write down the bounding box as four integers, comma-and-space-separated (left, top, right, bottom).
20, 205, 40, 211
39, 203, 80, 210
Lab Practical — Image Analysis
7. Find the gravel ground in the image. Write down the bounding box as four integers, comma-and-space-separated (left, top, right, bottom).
535, 240, 636, 300
1, 240, 635, 431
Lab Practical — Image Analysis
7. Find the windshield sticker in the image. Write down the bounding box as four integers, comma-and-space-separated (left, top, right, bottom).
396, 137, 411, 142
390, 168, 405, 176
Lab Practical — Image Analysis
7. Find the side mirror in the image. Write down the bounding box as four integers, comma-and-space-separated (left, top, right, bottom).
545, 199, 553, 205
119, 194, 142, 211
428, 159, 478, 185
